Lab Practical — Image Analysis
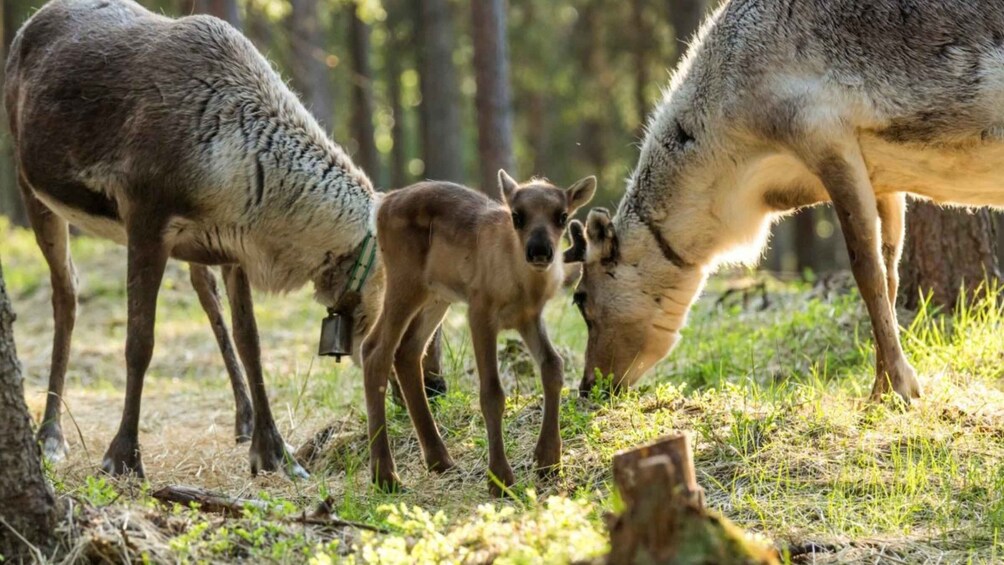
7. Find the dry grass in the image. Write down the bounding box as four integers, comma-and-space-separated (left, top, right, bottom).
3, 220, 1004, 564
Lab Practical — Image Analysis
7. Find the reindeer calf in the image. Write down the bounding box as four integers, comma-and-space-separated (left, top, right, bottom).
363, 171, 595, 495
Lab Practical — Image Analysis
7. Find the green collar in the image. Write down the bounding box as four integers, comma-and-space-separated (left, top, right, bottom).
330, 232, 377, 315
345, 232, 378, 295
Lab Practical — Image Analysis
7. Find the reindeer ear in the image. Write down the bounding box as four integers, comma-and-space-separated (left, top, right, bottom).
498, 169, 518, 204
563, 220, 587, 263
566, 176, 597, 214
586, 208, 618, 263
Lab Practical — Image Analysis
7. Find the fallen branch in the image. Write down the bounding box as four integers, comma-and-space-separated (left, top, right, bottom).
151, 486, 387, 533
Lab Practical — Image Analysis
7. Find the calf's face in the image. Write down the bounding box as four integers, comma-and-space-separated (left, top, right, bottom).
497, 170, 596, 271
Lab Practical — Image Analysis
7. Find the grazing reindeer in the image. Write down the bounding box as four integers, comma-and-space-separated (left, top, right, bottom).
364, 172, 595, 495
5, 0, 443, 478
574, 0, 1004, 403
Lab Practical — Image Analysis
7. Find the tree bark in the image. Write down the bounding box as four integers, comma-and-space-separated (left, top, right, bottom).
607, 434, 778, 565
578, 0, 609, 175
350, 3, 380, 183
471, 0, 515, 198
1, 1, 28, 227
900, 202, 1002, 310
244, 1, 274, 52
795, 208, 818, 274
386, 6, 409, 189
667, 0, 708, 67
418, 0, 464, 182
193, 0, 240, 28
0, 260, 59, 559
632, 0, 653, 130
287, 0, 333, 131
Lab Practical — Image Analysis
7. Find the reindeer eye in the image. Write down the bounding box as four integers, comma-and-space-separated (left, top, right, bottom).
675, 120, 695, 147
557, 212, 568, 227
511, 211, 525, 229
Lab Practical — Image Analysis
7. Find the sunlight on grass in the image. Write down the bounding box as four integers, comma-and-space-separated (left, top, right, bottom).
4, 224, 1003, 563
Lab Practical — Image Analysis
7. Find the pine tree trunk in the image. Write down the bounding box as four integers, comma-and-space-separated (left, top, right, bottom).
1, 1, 28, 227
386, 7, 409, 189
900, 202, 1002, 309
795, 209, 817, 274
667, 0, 707, 66
418, 0, 464, 182
0, 260, 59, 558
632, 0, 652, 129
193, 0, 240, 28
578, 0, 608, 175
471, 0, 514, 198
245, 1, 274, 52
287, 0, 333, 130
350, 3, 379, 183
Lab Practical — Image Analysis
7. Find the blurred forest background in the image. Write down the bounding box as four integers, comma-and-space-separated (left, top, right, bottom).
0, 0, 1001, 297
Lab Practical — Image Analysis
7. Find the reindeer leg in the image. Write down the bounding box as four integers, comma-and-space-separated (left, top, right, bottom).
815, 151, 920, 403
190, 264, 254, 443
877, 193, 906, 310
101, 215, 170, 477
422, 328, 447, 398
389, 327, 446, 407
362, 283, 428, 492
518, 315, 564, 478
222, 265, 307, 478
20, 183, 76, 462
469, 301, 515, 497
394, 301, 453, 473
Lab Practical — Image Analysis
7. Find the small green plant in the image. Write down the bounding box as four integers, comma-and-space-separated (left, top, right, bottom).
77, 476, 120, 507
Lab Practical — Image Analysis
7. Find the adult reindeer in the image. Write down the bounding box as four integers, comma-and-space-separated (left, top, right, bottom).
572, 0, 1004, 403
5, 0, 441, 478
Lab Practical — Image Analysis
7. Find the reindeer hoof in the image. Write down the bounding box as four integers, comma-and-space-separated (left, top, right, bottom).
424, 374, 448, 399
534, 440, 561, 478
870, 360, 921, 405
249, 430, 308, 479
100, 435, 145, 478
426, 453, 456, 474
488, 465, 516, 498
373, 471, 405, 493
38, 424, 69, 462
235, 416, 254, 444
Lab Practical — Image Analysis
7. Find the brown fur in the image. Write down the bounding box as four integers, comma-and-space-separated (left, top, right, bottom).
362, 172, 595, 495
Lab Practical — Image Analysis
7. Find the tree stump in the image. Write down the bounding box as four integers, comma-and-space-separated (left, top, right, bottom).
607, 433, 778, 565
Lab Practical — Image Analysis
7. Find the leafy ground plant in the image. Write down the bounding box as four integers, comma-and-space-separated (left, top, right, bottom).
4, 221, 1003, 564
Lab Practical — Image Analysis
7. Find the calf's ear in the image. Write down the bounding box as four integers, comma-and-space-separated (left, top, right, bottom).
566, 176, 597, 214
498, 169, 519, 205
586, 208, 618, 264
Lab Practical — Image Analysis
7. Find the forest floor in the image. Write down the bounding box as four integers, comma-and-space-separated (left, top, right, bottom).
4, 219, 1004, 564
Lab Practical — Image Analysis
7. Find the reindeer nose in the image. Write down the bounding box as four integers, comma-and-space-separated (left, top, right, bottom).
526, 240, 553, 266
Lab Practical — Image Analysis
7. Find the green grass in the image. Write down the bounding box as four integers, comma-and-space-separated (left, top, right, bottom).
3, 220, 1004, 564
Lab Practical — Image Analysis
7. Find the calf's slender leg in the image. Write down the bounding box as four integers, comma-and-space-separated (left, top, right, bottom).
190, 264, 254, 442
814, 149, 920, 402
518, 316, 563, 476
422, 328, 447, 397
362, 282, 428, 491
876, 192, 906, 310
469, 301, 515, 497
101, 214, 170, 477
20, 183, 77, 462
222, 265, 307, 478
393, 301, 453, 473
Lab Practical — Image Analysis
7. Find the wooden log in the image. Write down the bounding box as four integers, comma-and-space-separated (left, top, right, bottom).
607, 433, 779, 565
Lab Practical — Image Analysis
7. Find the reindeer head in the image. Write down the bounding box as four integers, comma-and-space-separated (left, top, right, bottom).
498, 170, 596, 271
570, 208, 707, 396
